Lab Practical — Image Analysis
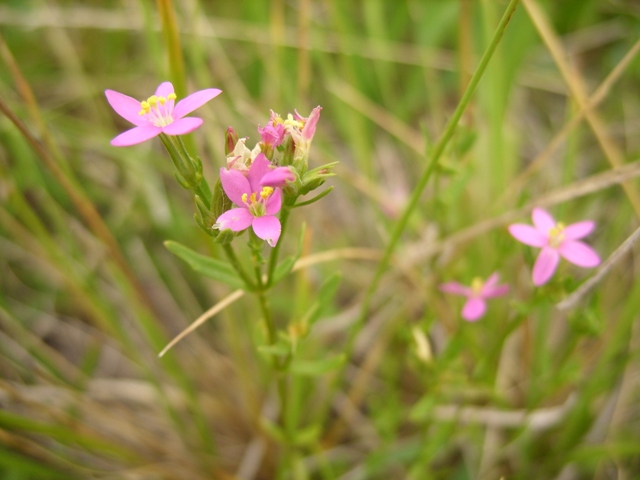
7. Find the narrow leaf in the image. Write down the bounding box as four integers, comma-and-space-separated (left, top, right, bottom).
164, 240, 245, 289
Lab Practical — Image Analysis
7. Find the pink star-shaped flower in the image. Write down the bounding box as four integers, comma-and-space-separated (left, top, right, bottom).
105, 82, 221, 146
509, 207, 600, 286
214, 154, 283, 247
440, 273, 509, 321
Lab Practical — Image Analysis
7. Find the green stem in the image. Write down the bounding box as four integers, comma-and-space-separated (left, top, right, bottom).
222, 243, 255, 291
266, 207, 291, 289
353, 0, 521, 352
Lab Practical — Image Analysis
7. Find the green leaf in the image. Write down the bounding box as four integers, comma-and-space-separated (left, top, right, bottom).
290, 354, 345, 376
259, 417, 288, 444
273, 255, 296, 284
293, 424, 321, 446
258, 342, 290, 357
164, 240, 245, 290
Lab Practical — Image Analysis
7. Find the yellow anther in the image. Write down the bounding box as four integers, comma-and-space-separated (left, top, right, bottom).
471, 277, 484, 295
284, 114, 303, 129
241, 193, 248, 204
250, 192, 257, 204
147, 95, 159, 106
167, 93, 177, 101
260, 186, 274, 199
158, 96, 167, 105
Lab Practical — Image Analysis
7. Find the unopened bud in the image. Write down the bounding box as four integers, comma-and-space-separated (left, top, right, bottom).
225, 126, 239, 155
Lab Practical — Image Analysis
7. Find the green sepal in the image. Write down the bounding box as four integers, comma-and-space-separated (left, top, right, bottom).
174, 170, 191, 190
212, 177, 233, 220
164, 240, 245, 290
213, 228, 236, 245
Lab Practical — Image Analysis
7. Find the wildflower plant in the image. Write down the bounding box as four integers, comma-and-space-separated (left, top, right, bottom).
106, 84, 336, 458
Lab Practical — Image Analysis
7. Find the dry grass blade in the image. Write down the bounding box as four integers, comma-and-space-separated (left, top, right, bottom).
523, 0, 640, 217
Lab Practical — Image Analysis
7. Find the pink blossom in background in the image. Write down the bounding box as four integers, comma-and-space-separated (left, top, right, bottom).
440, 273, 509, 322
509, 207, 600, 286
214, 154, 282, 247
105, 82, 221, 146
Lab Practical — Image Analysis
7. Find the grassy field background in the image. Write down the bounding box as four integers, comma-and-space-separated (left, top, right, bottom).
1, 0, 640, 478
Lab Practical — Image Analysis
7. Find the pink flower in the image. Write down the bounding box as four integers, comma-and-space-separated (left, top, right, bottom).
509, 207, 600, 286
440, 273, 509, 321
105, 82, 221, 146
214, 153, 282, 247
288, 106, 322, 152
258, 113, 286, 148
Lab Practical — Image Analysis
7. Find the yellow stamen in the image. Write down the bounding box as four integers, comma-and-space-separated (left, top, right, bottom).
471, 277, 484, 295
241, 193, 248, 204
168, 93, 177, 101
548, 222, 566, 247
260, 186, 274, 199
250, 192, 257, 204
159, 96, 166, 105
147, 95, 159, 106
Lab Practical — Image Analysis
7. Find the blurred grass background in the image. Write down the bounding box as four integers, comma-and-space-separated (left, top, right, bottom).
1, 0, 640, 478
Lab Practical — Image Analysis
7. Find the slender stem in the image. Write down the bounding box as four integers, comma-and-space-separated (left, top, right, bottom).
222, 243, 255, 291
266, 207, 291, 288
353, 0, 521, 350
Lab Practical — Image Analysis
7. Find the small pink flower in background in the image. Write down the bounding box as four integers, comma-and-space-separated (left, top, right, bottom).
214, 154, 282, 246
105, 82, 221, 146
440, 273, 509, 321
509, 207, 600, 286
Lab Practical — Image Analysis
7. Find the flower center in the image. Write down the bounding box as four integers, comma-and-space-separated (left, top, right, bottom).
284, 114, 304, 129
470, 277, 484, 297
548, 222, 566, 248
138, 93, 177, 127
241, 186, 274, 217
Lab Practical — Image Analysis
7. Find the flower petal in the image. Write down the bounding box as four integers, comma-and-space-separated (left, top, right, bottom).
105, 90, 147, 126
439, 282, 471, 297
532, 247, 560, 286
462, 298, 486, 321
154, 82, 175, 98
532, 208, 556, 233
248, 153, 271, 193
110, 125, 162, 146
252, 215, 281, 247
265, 188, 282, 215
482, 283, 509, 298
509, 224, 548, 247
483, 272, 499, 289
301, 105, 322, 142
162, 117, 203, 135
220, 168, 251, 206
214, 208, 253, 232
559, 240, 601, 267
172, 88, 222, 119
260, 167, 295, 188
563, 221, 595, 241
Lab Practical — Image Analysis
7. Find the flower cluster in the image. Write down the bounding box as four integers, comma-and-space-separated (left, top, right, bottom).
105, 82, 332, 249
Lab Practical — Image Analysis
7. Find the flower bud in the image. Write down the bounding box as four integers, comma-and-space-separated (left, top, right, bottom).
225, 126, 239, 155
